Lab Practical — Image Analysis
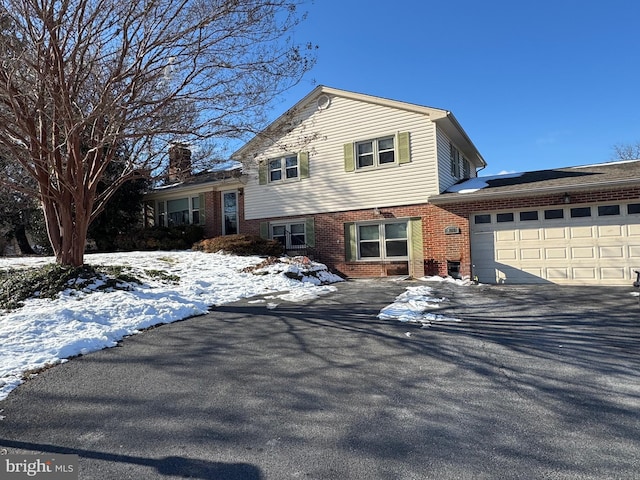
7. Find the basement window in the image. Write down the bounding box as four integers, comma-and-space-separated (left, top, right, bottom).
447, 261, 461, 279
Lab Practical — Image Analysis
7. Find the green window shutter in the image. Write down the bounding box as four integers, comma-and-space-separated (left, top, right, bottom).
408, 218, 425, 278
398, 132, 411, 164
198, 193, 206, 224
299, 151, 309, 179
305, 217, 315, 247
344, 222, 357, 261
344, 143, 355, 172
258, 161, 268, 185
259, 222, 269, 239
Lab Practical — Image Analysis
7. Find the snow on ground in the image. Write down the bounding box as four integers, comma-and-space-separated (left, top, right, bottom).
378, 277, 466, 327
0, 250, 472, 402
0, 251, 343, 401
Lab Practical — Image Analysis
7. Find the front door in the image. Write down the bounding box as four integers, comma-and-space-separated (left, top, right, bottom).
222, 191, 238, 235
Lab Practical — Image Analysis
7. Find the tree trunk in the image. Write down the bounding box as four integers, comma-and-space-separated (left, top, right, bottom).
41, 194, 91, 267
13, 224, 35, 255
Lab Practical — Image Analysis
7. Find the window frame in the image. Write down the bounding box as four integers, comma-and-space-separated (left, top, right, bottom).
268, 154, 299, 183
356, 221, 409, 261
270, 221, 307, 250
355, 136, 396, 170
158, 195, 201, 227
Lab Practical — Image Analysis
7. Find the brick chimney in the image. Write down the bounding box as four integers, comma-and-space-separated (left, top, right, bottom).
168, 144, 192, 182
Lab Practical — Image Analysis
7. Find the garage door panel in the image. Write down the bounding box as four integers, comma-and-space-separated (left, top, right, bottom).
496, 230, 517, 241
628, 224, 640, 236
598, 225, 623, 237
572, 268, 596, 279
521, 249, 541, 260
496, 249, 517, 260
544, 228, 566, 239
545, 248, 567, 259
547, 268, 568, 279
570, 226, 593, 238
599, 246, 624, 258
601, 268, 626, 280
571, 247, 595, 258
520, 229, 541, 240
521, 268, 544, 277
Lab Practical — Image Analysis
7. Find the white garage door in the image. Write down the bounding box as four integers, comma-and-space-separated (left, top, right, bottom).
470, 202, 640, 285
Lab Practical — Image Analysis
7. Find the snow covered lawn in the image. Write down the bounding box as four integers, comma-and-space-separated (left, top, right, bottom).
0, 251, 470, 402
0, 251, 344, 401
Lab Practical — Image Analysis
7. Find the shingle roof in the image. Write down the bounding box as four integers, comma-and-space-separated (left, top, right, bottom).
430, 160, 640, 203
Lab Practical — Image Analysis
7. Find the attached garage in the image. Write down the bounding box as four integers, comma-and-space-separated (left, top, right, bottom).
429, 160, 640, 285
470, 202, 640, 285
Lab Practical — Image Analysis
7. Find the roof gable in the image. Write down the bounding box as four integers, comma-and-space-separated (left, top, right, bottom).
231, 85, 486, 167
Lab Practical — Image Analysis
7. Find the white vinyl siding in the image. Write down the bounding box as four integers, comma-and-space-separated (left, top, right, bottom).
437, 129, 476, 192
244, 95, 439, 220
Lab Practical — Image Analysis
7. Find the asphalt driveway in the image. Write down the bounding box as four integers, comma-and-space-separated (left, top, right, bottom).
1, 279, 639, 479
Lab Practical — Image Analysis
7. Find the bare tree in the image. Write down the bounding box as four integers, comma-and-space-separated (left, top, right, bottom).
613, 142, 640, 161
0, 0, 315, 266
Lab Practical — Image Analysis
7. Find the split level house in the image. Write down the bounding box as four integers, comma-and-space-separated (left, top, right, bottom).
144, 86, 640, 286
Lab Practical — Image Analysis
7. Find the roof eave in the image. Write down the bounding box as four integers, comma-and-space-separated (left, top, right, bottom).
428, 177, 640, 205
433, 112, 487, 169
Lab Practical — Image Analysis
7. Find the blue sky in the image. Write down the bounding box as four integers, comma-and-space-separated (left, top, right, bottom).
269, 0, 640, 176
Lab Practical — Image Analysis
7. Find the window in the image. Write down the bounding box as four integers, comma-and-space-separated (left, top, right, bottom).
462, 159, 471, 179
520, 211, 538, 221
191, 197, 200, 225
450, 143, 461, 178
344, 133, 409, 172
259, 153, 309, 185
496, 213, 514, 223
570, 207, 591, 218
356, 137, 395, 169
544, 209, 564, 220
167, 198, 189, 226
271, 222, 306, 250
157, 196, 201, 227
598, 205, 620, 216
628, 203, 640, 214
357, 222, 408, 260
158, 202, 166, 227
474, 214, 491, 224
269, 155, 298, 182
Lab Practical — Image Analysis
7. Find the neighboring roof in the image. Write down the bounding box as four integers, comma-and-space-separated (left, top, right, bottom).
231, 85, 486, 168
429, 160, 640, 203
147, 163, 245, 197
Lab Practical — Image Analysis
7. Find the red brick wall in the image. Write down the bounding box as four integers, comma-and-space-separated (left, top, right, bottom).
242, 205, 431, 278
203, 190, 217, 238
239, 185, 640, 279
